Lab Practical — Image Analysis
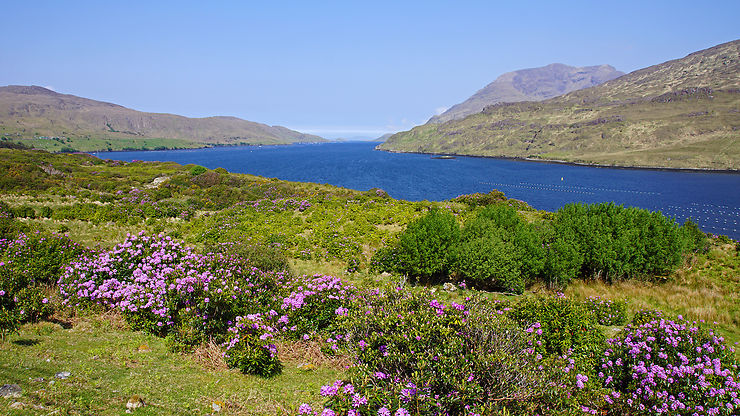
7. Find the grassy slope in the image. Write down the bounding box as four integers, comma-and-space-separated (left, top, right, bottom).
0, 86, 325, 152
0, 148, 738, 413
380, 40, 740, 170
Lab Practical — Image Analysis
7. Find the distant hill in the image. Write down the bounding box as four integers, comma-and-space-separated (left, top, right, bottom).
380, 40, 740, 170
0, 86, 324, 151
429, 63, 624, 123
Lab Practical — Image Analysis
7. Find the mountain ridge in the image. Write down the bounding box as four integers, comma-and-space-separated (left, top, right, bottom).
429, 63, 624, 123
380, 39, 740, 170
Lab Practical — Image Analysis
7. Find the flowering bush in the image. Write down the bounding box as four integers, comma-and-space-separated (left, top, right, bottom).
223, 314, 282, 377
508, 294, 605, 364
583, 296, 628, 326
596, 318, 739, 415
0, 232, 87, 335
309, 290, 573, 415
59, 232, 283, 341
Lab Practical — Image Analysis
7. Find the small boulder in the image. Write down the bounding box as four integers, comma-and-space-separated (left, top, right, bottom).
0, 384, 22, 398
137, 344, 152, 353
9, 401, 24, 409
55, 371, 71, 379
211, 400, 225, 412
126, 395, 145, 412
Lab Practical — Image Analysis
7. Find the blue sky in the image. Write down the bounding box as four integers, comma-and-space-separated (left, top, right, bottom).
2, 1, 738, 139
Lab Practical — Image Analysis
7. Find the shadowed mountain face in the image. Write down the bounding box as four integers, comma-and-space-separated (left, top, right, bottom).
429, 63, 624, 123
0, 86, 324, 145
381, 40, 740, 170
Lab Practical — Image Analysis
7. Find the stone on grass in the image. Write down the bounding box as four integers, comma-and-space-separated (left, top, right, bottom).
55, 371, 71, 379
9, 401, 24, 409
126, 395, 145, 412
0, 384, 22, 398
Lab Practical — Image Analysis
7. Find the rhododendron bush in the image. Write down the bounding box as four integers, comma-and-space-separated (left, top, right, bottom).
59, 232, 357, 376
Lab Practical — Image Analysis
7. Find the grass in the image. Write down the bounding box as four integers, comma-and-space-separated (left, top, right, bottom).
0, 313, 346, 415
9, 137, 202, 153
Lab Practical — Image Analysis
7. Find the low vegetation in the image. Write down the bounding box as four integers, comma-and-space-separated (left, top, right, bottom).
0, 147, 738, 415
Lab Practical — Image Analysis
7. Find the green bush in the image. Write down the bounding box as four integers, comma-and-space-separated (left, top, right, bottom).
551, 203, 686, 281
452, 235, 524, 293
452, 205, 545, 293
679, 219, 708, 253
394, 210, 460, 281
189, 165, 208, 176
369, 245, 401, 274
508, 294, 605, 364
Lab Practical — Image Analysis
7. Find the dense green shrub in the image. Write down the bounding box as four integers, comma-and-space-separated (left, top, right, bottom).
0, 201, 22, 238
394, 210, 460, 281
679, 219, 708, 253
452, 205, 545, 293
551, 203, 687, 281
508, 294, 605, 364
189, 165, 208, 176
452, 235, 525, 293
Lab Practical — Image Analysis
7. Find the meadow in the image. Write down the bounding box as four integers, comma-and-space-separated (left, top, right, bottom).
0, 147, 738, 415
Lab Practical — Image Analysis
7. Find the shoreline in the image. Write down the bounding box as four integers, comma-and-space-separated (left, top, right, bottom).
375, 147, 740, 175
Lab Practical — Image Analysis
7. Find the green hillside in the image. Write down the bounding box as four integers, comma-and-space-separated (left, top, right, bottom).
380, 39, 740, 170
0, 86, 325, 152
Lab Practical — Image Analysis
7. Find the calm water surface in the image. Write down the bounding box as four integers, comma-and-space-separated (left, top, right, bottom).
99, 142, 740, 239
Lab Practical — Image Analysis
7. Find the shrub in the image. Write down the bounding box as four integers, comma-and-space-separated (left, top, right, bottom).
679, 219, 708, 253
369, 244, 401, 274
59, 232, 285, 341
450, 189, 507, 207
597, 318, 739, 415
223, 315, 282, 377
318, 290, 573, 415
552, 203, 686, 281
630, 308, 665, 326
394, 210, 459, 281
508, 294, 605, 364
452, 205, 545, 293
0, 232, 86, 328
208, 241, 293, 276
583, 296, 628, 326
189, 165, 208, 176
452, 235, 525, 293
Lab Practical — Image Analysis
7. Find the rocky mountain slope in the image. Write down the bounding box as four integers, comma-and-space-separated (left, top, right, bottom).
429, 63, 624, 123
380, 40, 740, 170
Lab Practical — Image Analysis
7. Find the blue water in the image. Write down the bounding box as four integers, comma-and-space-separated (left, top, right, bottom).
99, 142, 740, 239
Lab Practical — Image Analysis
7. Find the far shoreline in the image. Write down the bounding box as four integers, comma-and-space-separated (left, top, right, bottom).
375, 147, 740, 175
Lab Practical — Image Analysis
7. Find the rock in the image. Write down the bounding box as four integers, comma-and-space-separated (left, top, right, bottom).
126, 395, 145, 412
31, 377, 45, 383
137, 344, 151, 353
9, 401, 24, 409
0, 384, 22, 398
442, 282, 457, 292
297, 363, 315, 371
55, 371, 71, 379
211, 400, 225, 412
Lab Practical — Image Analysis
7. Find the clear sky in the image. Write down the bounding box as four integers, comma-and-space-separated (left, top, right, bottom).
2, 1, 738, 139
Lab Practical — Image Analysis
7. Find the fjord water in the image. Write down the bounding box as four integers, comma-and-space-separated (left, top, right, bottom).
100, 142, 740, 239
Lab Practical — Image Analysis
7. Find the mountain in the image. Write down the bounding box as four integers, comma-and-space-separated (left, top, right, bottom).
429, 63, 624, 123
0, 86, 324, 151
380, 40, 740, 170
